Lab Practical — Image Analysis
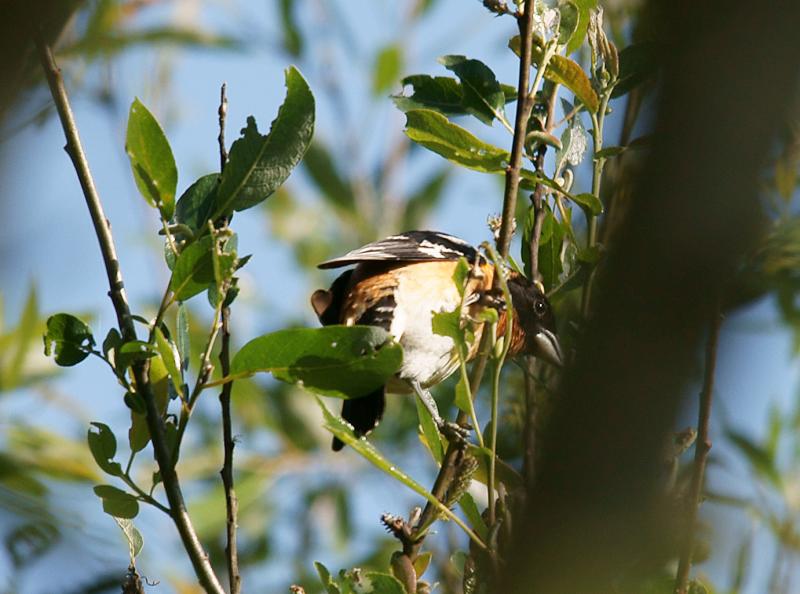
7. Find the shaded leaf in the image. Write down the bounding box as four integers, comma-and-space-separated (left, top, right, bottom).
393, 75, 466, 114
93, 485, 139, 519
43, 313, 95, 366
726, 428, 783, 489
214, 67, 314, 217
87, 422, 122, 477
612, 41, 663, 98
125, 98, 177, 219
315, 561, 342, 594
174, 173, 219, 234
303, 142, 354, 211
571, 192, 603, 216
459, 492, 489, 541
404, 109, 509, 172
231, 326, 402, 399
341, 571, 405, 594
279, 0, 302, 56
439, 55, 506, 125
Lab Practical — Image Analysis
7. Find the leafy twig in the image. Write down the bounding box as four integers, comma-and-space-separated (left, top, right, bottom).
674, 304, 723, 594
216, 82, 241, 594
33, 31, 225, 594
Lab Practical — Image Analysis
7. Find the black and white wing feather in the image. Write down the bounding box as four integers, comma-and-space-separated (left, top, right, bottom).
318, 230, 480, 269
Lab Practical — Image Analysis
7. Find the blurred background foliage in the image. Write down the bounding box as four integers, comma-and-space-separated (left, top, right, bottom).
0, 0, 799, 593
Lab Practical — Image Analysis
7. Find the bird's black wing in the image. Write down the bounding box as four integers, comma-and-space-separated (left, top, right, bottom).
318, 230, 480, 269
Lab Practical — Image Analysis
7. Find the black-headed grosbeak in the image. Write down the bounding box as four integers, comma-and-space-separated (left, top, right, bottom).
311, 230, 561, 451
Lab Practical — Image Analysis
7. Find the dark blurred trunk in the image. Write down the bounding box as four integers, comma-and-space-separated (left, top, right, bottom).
504, 0, 800, 592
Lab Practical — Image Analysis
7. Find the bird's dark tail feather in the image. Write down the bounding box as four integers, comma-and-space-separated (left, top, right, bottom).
332, 387, 386, 451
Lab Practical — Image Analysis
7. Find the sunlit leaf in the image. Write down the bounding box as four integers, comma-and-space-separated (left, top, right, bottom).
154, 327, 183, 399
113, 517, 144, 561
415, 395, 444, 463
404, 109, 510, 172
125, 98, 177, 219
169, 236, 215, 301
214, 66, 314, 217
232, 326, 402, 399
566, 0, 597, 55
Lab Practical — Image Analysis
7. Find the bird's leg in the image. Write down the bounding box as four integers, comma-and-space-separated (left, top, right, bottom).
410, 380, 470, 445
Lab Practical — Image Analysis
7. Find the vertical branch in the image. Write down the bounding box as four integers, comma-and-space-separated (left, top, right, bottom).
674, 304, 723, 594
217, 83, 241, 594
34, 33, 225, 594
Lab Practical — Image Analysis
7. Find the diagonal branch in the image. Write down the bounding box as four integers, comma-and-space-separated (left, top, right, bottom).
33, 31, 225, 594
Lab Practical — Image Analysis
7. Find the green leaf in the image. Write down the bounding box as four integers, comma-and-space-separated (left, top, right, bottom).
214, 66, 314, 217
453, 374, 471, 414
318, 397, 447, 509
102, 328, 122, 358
571, 192, 603, 216
43, 313, 95, 367
93, 485, 139, 519
341, 571, 406, 594
538, 207, 565, 292
415, 395, 444, 463
566, 0, 597, 55
595, 145, 626, 159
169, 236, 215, 301
315, 561, 342, 594
125, 98, 178, 220
231, 326, 402, 399
459, 492, 489, 540
113, 517, 144, 562
431, 310, 465, 350
509, 36, 599, 112
154, 327, 183, 399
373, 44, 404, 96
87, 422, 122, 477
469, 445, 523, 490
174, 173, 220, 234
439, 55, 506, 125
557, 2, 579, 47
176, 302, 190, 372
404, 109, 510, 172
5, 285, 39, 389
393, 75, 466, 114
413, 552, 432, 578
115, 340, 157, 371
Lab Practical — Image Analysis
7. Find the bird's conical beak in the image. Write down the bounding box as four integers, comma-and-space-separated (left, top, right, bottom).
532, 328, 563, 367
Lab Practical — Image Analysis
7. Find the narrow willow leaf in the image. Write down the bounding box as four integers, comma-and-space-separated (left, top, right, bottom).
415, 395, 444, 463
154, 327, 183, 399
43, 313, 95, 367
404, 109, 510, 172
318, 397, 442, 499
459, 493, 489, 540
315, 561, 342, 594
566, 0, 598, 55
571, 192, 603, 216
231, 326, 402, 399
125, 98, 178, 220
214, 66, 314, 217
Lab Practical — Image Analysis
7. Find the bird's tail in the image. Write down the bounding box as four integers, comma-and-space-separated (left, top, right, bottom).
332, 387, 386, 451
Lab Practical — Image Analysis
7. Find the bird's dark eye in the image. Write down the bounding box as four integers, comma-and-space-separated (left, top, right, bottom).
534, 299, 547, 316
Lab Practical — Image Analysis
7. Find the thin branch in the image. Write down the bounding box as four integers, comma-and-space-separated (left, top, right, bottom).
674, 304, 723, 594
217, 82, 241, 594
33, 33, 225, 594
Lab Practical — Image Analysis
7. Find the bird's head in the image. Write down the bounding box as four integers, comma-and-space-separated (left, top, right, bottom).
505, 273, 562, 367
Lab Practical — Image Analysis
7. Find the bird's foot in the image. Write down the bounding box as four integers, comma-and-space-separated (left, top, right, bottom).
438, 420, 471, 447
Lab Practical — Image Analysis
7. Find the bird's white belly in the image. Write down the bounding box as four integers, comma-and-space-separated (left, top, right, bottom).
389, 271, 461, 388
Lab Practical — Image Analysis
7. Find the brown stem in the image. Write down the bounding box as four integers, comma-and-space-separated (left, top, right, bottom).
34, 32, 224, 594
217, 83, 240, 594
674, 304, 723, 594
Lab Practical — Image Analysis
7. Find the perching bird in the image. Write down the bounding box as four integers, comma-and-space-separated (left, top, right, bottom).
310, 230, 562, 451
